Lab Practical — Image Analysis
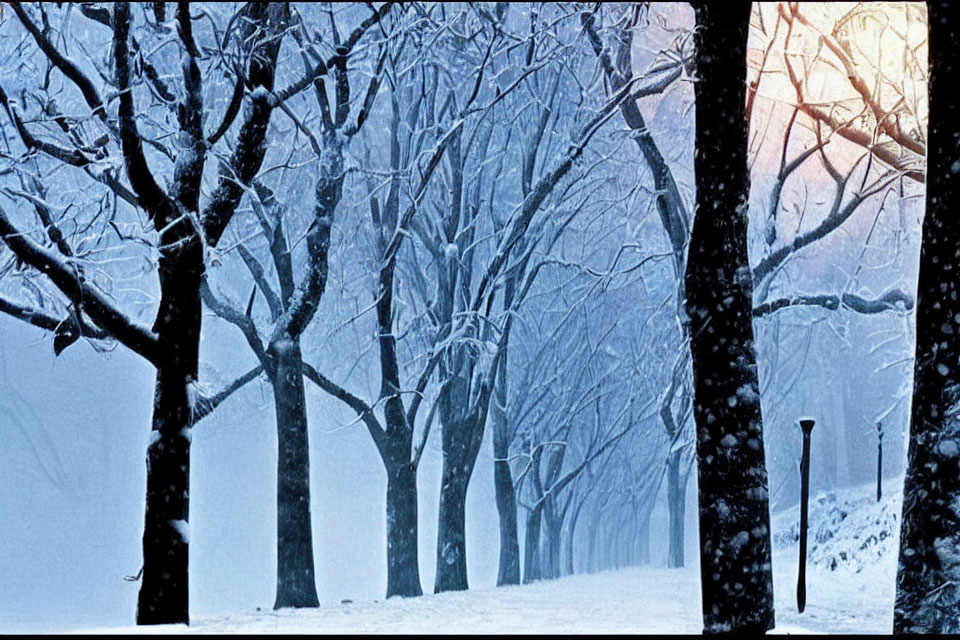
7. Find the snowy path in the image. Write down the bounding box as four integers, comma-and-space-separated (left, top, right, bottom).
77, 567, 703, 635
71, 482, 898, 634
73, 560, 892, 634
772, 549, 893, 635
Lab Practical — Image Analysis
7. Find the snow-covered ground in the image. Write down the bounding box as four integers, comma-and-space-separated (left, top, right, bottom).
71, 481, 900, 634
80, 568, 703, 635
770, 480, 901, 634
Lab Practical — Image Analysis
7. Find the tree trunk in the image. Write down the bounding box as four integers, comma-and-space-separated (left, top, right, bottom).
522, 504, 543, 584
434, 416, 481, 593
895, 2, 960, 632
492, 363, 521, 586
385, 460, 423, 598
434, 467, 469, 592
434, 360, 488, 593
666, 448, 687, 568
269, 337, 319, 609
638, 519, 650, 566
541, 503, 560, 580
136, 243, 202, 625
586, 521, 598, 574
686, 3, 775, 633
565, 496, 586, 576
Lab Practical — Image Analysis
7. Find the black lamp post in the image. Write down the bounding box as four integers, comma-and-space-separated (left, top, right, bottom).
876, 420, 883, 503
797, 417, 815, 614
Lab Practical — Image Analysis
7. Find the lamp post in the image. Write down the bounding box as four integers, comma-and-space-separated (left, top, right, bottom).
876, 421, 883, 503
797, 417, 815, 614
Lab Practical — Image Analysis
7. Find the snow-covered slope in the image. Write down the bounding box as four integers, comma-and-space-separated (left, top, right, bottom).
770, 479, 902, 634
772, 480, 901, 576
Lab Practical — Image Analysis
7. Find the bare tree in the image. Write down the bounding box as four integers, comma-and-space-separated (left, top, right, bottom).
686, 2, 775, 633
299, 6, 512, 597
747, 2, 923, 319
0, 2, 287, 624
895, 1, 960, 632
199, 2, 395, 609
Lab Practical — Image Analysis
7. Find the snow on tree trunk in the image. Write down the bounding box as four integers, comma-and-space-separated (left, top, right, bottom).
269, 337, 320, 609
686, 2, 776, 633
136, 238, 203, 625
895, 2, 960, 632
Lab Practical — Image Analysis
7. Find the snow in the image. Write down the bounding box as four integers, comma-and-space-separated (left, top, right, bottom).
170, 519, 190, 544
67, 480, 901, 634
74, 567, 704, 635
770, 479, 902, 634
249, 86, 278, 108
938, 439, 960, 458
186, 380, 199, 411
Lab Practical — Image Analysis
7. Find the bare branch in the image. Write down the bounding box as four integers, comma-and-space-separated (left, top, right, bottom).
753, 289, 914, 318
301, 361, 388, 459
0, 206, 161, 363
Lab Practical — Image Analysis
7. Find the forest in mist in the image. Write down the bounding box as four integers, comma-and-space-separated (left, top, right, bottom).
0, 1, 956, 634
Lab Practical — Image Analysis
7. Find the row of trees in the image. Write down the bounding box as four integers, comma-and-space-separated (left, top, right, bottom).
0, 1, 690, 625
0, 1, 954, 633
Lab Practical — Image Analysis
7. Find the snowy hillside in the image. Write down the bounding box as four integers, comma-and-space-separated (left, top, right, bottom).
772, 480, 901, 576
770, 479, 902, 634
70, 481, 903, 635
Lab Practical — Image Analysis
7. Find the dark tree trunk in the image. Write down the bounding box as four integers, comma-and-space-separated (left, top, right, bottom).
136, 240, 203, 625
523, 504, 543, 584
434, 416, 481, 593
493, 427, 521, 585
492, 352, 521, 586
564, 526, 575, 576
686, 3, 775, 633
269, 338, 320, 609
385, 461, 423, 598
434, 466, 469, 592
666, 449, 687, 568
895, 2, 960, 632
434, 366, 487, 593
